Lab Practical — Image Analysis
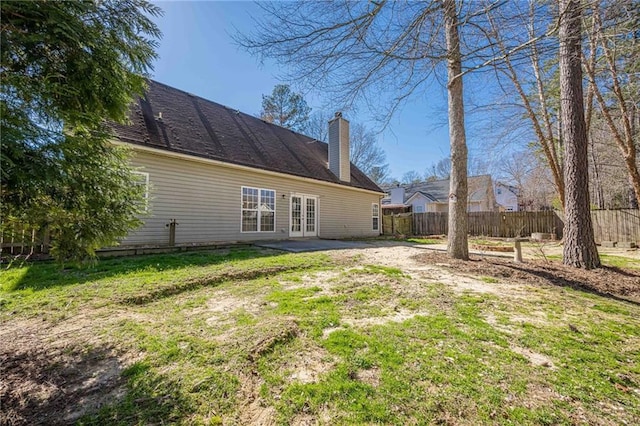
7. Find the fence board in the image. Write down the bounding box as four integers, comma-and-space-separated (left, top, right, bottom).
591, 209, 640, 243
0, 222, 49, 256
402, 211, 564, 238
382, 213, 413, 236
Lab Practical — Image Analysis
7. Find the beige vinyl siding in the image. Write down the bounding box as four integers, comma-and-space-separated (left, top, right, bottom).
123, 149, 382, 246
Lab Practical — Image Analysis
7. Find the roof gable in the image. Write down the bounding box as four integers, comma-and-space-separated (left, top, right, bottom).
111, 80, 382, 193
406, 191, 438, 204
396, 175, 493, 204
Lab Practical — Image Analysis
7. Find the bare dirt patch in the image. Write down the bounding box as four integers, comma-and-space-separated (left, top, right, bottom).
331, 243, 639, 303
203, 292, 265, 326
413, 251, 640, 303
236, 373, 277, 426
286, 345, 335, 384
355, 367, 381, 387
281, 270, 342, 290
329, 245, 529, 297
342, 308, 429, 328
0, 328, 133, 426
509, 346, 555, 368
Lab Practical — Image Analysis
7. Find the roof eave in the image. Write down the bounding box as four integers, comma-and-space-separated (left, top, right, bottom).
114, 140, 384, 195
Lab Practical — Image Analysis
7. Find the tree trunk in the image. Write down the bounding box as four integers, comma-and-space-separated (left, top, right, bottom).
559, 0, 600, 269
444, 0, 469, 260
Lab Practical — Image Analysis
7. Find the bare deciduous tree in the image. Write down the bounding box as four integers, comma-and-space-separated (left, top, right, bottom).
588, 118, 635, 209
306, 111, 389, 184
485, 0, 638, 212
425, 157, 451, 180
368, 164, 391, 186
349, 123, 389, 182
484, 1, 565, 208
583, 0, 640, 206
305, 111, 331, 144
237, 1, 482, 259
498, 150, 556, 210
401, 170, 423, 185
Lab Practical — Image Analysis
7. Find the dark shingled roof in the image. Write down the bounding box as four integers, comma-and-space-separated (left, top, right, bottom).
111, 80, 382, 193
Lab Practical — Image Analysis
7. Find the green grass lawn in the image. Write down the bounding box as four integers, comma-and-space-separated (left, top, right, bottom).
1, 248, 639, 425
405, 237, 442, 245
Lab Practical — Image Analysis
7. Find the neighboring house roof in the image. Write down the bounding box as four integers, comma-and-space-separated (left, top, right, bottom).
407, 190, 439, 203
383, 175, 493, 205
406, 180, 450, 203
111, 80, 382, 193
405, 175, 491, 203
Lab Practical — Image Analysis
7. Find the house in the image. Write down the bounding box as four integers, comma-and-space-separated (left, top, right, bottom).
381, 175, 497, 213
110, 80, 383, 246
494, 181, 520, 212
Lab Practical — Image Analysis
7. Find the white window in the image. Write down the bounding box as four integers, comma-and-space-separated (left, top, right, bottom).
242, 186, 275, 232
415, 205, 425, 213
372, 203, 380, 231
132, 171, 149, 212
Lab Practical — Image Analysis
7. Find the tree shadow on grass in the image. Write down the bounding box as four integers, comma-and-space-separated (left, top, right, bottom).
78, 362, 197, 426
0, 339, 190, 426
0, 338, 201, 426
5, 247, 283, 292
505, 264, 640, 307
413, 250, 640, 307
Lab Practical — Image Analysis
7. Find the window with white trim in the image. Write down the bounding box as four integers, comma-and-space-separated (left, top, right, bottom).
132, 171, 149, 212
242, 187, 275, 232
372, 203, 380, 231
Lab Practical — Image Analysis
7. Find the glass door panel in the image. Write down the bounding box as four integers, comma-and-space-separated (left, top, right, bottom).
290, 195, 302, 237
305, 198, 316, 234
290, 195, 317, 237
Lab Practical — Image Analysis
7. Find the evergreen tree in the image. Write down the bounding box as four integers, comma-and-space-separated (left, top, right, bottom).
1, 0, 162, 262
260, 84, 311, 133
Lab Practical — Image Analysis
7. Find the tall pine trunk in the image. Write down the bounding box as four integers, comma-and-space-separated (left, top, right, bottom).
444, 0, 469, 260
559, 0, 600, 269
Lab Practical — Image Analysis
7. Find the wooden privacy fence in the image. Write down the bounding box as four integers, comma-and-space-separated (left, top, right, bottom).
382, 213, 413, 236
0, 222, 50, 256
385, 209, 640, 242
411, 211, 564, 238
591, 209, 640, 243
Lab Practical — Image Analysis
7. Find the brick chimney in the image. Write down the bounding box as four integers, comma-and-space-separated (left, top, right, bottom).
328, 112, 350, 182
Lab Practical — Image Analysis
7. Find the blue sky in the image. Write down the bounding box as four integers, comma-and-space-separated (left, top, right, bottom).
150, 1, 484, 180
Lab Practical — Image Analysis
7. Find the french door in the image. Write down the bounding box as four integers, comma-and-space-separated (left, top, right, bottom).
290, 194, 318, 237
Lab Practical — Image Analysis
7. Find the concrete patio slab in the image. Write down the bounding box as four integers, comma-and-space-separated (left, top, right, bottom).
255, 239, 370, 253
